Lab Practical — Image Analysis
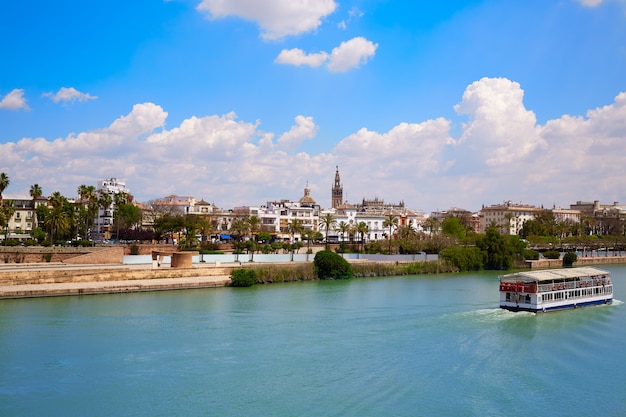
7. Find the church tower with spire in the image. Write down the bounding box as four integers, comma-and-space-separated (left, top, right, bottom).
331, 166, 343, 209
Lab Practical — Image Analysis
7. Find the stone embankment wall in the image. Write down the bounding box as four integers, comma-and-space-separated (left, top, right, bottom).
0, 246, 124, 264
0, 265, 235, 287
528, 256, 626, 269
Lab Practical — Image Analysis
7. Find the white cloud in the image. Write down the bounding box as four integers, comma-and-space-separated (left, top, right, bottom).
277, 115, 319, 149
454, 77, 546, 167
275, 48, 328, 67
338, 6, 364, 30
197, 0, 337, 40
276, 37, 378, 72
43, 87, 98, 104
2, 79, 625, 213
0, 89, 29, 110
577, 0, 603, 7
326, 37, 378, 72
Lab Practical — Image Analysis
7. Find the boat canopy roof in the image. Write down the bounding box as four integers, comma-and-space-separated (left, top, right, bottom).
501, 267, 609, 283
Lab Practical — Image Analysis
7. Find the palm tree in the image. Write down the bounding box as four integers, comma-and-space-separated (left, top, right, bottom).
113, 192, 130, 241
49, 191, 66, 209
45, 207, 69, 244
1, 201, 15, 242
319, 213, 337, 249
337, 221, 350, 242
230, 218, 250, 242
356, 221, 369, 253
383, 214, 398, 254
0, 172, 9, 203
288, 218, 304, 243
423, 216, 440, 237
29, 183, 42, 201
197, 216, 213, 243
247, 215, 261, 240
302, 229, 316, 260
29, 183, 43, 230
98, 192, 113, 240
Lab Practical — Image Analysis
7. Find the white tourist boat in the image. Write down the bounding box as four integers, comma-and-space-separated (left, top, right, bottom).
499, 266, 613, 312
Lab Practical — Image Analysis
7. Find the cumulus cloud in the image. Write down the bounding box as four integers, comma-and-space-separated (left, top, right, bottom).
0, 89, 29, 110
277, 115, 319, 149
454, 77, 546, 166
275, 48, 328, 67
2, 78, 625, 213
43, 87, 98, 104
197, 0, 337, 40
327, 37, 378, 72
276, 37, 378, 71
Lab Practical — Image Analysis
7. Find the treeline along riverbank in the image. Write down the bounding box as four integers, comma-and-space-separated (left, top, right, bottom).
1, 255, 624, 299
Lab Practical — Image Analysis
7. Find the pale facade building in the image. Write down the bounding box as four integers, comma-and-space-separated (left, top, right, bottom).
94, 178, 130, 241
479, 202, 543, 235
1, 194, 47, 240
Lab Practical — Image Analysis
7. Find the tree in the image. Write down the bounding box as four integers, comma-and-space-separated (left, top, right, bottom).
247, 215, 261, 239
319, 213, 337, 249
1, 201, 15, 242
337, 221, 350, 242
441, 217, 466, 239
356, 221, 369, 253
423, 216, 440, 236
476, 226, 512, 270
230, 218, 250, 241
45, 207, 70, 244
49, 191, 66, 209
288, 218, 304, 243
313, 250, 353, 280
196, 216, 213, 243
76, 184, 98, 240
29, 184, 43, 230
0, 172, 9, 203
440, 246, 483, 271
383, 214, 398, 254
116, 203, 142, 231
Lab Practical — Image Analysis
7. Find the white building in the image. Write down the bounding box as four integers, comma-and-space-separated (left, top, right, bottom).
1, 194, 47, 241
94, 178, 130, 241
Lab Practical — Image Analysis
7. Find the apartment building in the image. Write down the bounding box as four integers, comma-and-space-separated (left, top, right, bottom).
0, 194, 47, 240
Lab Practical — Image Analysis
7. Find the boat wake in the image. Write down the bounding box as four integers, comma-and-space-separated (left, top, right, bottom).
451, 308, 535, 323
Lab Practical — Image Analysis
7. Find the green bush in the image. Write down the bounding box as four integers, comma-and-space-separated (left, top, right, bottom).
563, 251, 578, 267
130, 244, 140, 255
523, 249, 539, 260
313, 250, 353, 280
230, 268, 258, 287
439, 246, 483, 271
543, 250, 561, 259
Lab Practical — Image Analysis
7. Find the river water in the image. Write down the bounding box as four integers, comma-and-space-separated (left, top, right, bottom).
1, 265, 625, 417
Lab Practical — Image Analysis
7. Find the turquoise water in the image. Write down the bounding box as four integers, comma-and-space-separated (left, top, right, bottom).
1, 265, 625, 417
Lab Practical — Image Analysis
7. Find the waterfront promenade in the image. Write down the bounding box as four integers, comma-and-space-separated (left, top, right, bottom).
0, 262, 233, 299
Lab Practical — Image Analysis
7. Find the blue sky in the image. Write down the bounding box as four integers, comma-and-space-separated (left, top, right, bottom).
1, 0, 625, 213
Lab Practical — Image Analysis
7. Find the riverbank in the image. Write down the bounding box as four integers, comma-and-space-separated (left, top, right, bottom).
0, 262, 233, 299
1, 255, 624, 299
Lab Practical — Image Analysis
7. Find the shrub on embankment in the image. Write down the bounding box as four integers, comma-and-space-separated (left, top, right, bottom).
231, 259, 455, 286
314, 250, 353, 280
230, 269, 258, 287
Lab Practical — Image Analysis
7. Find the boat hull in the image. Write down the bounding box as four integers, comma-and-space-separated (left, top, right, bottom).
500, 297, 613, 313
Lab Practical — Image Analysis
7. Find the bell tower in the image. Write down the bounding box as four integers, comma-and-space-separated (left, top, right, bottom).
331, 166, 343, 209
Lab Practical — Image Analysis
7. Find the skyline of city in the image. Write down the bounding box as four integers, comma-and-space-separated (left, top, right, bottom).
1, 1, 625, 213
2, 170, 621, 218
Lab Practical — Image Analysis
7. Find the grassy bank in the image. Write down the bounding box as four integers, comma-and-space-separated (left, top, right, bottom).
247, 260, 455, 284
